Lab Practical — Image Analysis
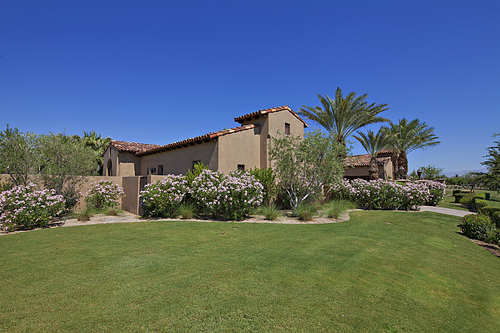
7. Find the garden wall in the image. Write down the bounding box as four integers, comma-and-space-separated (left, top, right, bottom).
0, 174, 157, 215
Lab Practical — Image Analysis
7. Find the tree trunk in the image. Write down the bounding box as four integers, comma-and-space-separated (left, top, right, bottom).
391, 151, 399, 180
397, 152, 408, 179
369, 156, 379, 180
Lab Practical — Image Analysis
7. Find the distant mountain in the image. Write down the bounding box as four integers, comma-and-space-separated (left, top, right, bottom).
444, 168, 488, 178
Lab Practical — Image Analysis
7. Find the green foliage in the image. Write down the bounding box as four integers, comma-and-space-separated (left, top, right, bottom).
461, 214, 496, 242
298, 87, 390, 146
416, 165, 445, 180
76, 207, 93, 222
459, 192, 485, 208
481, 133, 500, 192
352, 128, 395, 180
185, 162, 208, 186
452, 189, 462, 196
176, 202, 197, 219
85, 180, 125, 209
257, 203, 282, 221
249, 167, 277, 205
0, 125, 40, 186
82, 130, 111, 175
269, 129, 345, 210
454, 193, 467, 203
381, 118, 440, 176
323, 199, 356, 219
0, 183, 66, 231
38, 133, 99, 196
140, 175, 188, 218
293, 203, 319, 221
493, 212, 500, 229
473, 199, 488, 212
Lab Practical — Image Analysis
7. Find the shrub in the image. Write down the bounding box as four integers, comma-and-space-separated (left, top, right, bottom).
293, 203, 318, 221
485, 229, 500, 245
485, 192, 491, 200
452, 189, 462, 196
249, 167, 277, 205
176, 202, 197, 219
85, 180, 125, 209
0, 182, 66, 231
324, 199, 356, 219
479, 206, 500, 219
459, 193, 476, 208
492, 212, 500, 229
190, 169, 264, 220
421, 180, 446, 206
61, 183, 82, 210
461, 214, 495, 242
140, 175, 188, 218
473, 199, 488, 212
454, 193, 467, 203
258, 203, 282, 221
330, 179, 430, 211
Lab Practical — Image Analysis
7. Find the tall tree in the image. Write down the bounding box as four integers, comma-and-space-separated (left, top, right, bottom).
298, 87, 390, 146
352, 129, 394, 180
481, 133, 500, 192
381, 118, 440, 178
83, 130, 111, 175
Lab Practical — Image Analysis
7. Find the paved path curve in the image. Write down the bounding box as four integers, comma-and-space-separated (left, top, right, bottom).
418, 205, 474, 217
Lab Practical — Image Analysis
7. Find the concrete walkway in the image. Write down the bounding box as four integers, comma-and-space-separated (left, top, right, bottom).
418, 205, 474, 217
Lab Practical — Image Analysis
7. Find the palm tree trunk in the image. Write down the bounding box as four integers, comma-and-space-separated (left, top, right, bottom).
391, 151, 399, 179
369, 156, 379, 180
397, 152, 408, 178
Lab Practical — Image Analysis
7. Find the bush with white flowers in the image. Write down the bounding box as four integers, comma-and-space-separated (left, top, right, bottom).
0, 182, 65, 231
140, 175, 188, 218
84, 180, 125, 209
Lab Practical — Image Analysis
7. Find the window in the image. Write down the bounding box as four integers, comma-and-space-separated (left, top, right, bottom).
192, 160, 201, 170
285, 123, 291, 135
238, 164, 245, 171
158, 165, 163, 175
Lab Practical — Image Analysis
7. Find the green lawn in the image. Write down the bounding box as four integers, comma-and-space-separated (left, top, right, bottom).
1, 212, 499, 332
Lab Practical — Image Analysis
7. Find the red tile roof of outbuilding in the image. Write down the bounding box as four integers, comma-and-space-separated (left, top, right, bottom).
234, 105, 309, 127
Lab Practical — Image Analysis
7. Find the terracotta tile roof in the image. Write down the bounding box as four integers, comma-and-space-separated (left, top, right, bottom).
137, 123, 260, 156
346, 154, 392, 167
106, 140, 159, 154
376, 148, 393, 155
234, 105, 309, 127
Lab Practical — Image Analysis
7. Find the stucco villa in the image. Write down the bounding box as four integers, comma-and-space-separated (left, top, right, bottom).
344, 149, 395, 180
103, 106, 309, 177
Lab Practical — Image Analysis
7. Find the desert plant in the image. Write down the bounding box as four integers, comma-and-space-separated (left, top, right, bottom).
140, 175, 188, 218
176, 202, 197, 219
324, 199, 356, 219
258, 203, 282, 221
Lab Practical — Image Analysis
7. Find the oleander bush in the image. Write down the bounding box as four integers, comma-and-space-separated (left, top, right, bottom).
421, 180, 446, 206
140, 175, 188, 218
190, 169, 264, 220
0, 182, 65, 231
84, 180, 125, 209
330, 179, 431, 210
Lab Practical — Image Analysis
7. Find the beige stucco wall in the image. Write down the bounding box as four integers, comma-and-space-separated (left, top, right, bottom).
217, 126, 261, 173
343, 160, 394, 180
118, 152, 142, 176
140, 140, 218, 176
103, 146, 119, 176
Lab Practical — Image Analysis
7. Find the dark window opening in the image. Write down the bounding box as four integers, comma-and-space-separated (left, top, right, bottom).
107, 160, 113, 176
192, 160, 201, 170
238, 164, 245, 171
285, 123, 291, 135
158, 165, 163, 175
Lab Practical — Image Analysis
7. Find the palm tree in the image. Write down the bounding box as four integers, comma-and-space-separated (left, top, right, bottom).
83, 130, 111, 175
298, 87, 390, 146
381, 118, 440, 178
353, 129, 394, 180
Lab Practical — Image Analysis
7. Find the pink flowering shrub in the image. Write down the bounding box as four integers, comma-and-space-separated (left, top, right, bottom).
140, 175, 188, 218
330, 179, 430, 210
420, 180, 446, 206
190, 169, 264, 220
0, 182, 66, 231
84, 180, 125, 209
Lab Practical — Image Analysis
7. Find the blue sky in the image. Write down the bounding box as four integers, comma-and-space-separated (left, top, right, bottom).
1, 0, 499, 176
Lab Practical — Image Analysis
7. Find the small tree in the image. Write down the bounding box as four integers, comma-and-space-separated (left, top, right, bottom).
352, 129, 394, 180
269, 129, 345, 210
417, 165, 445, 180
38, 133, 99, 197
0, 125, 40, 186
